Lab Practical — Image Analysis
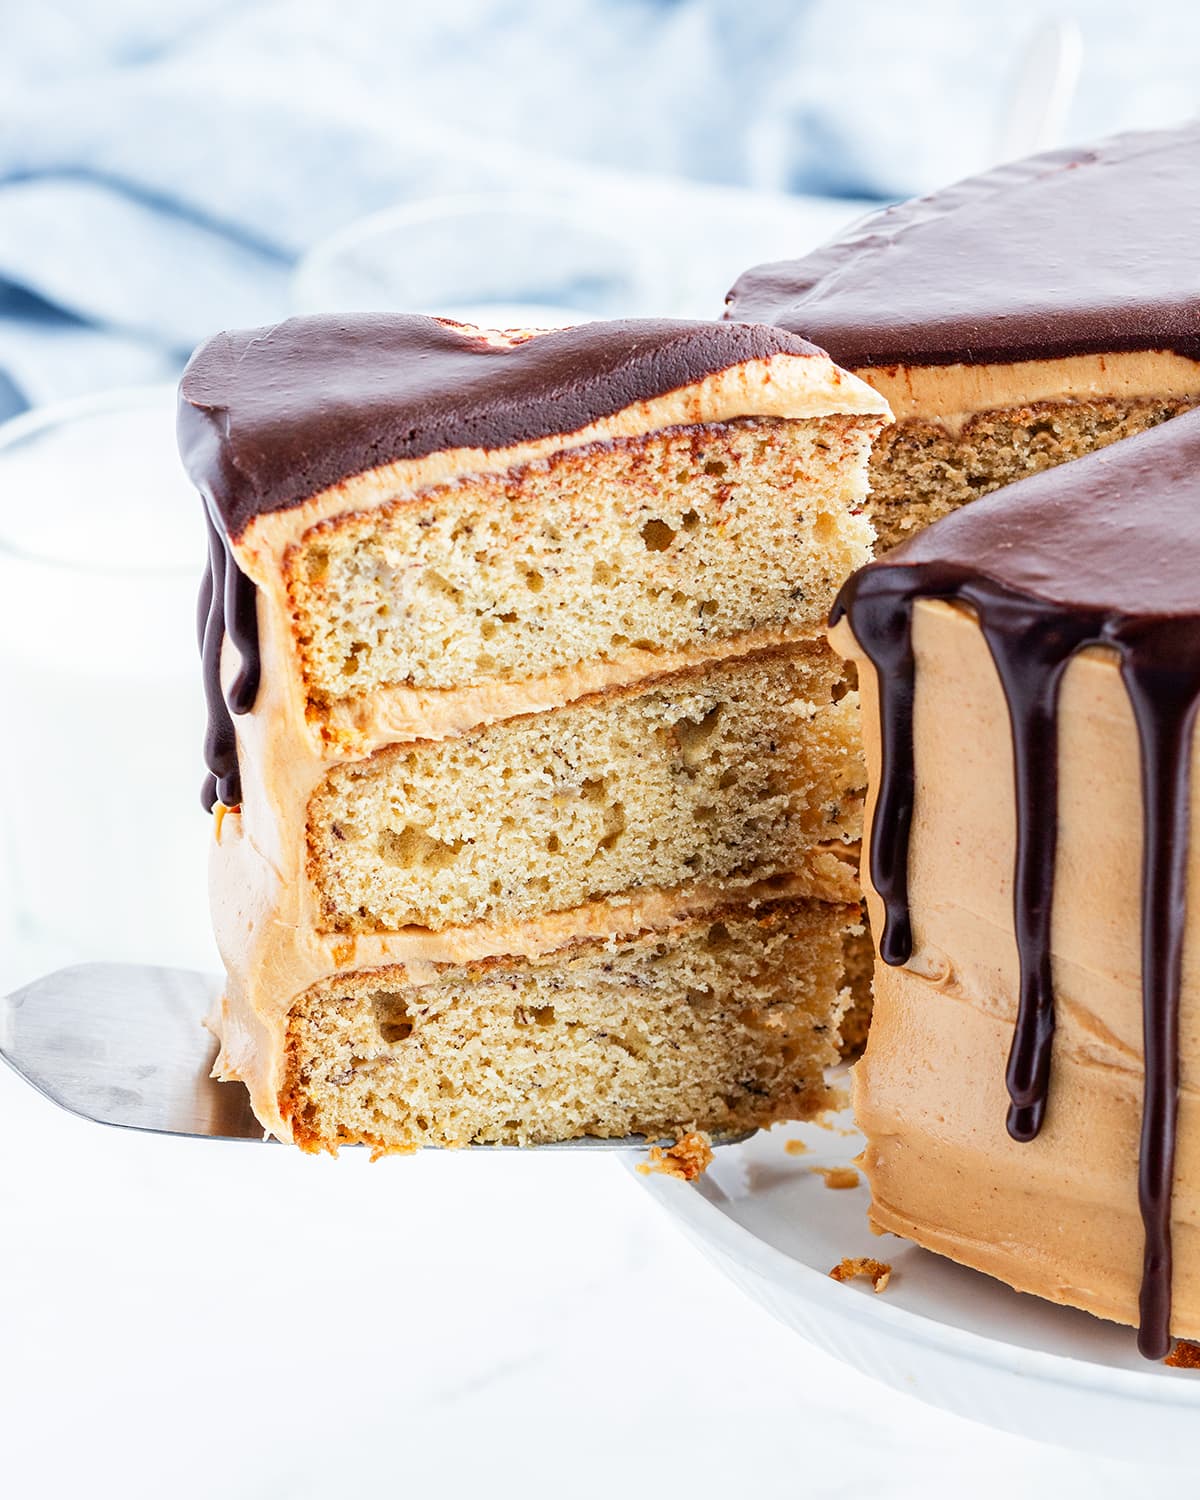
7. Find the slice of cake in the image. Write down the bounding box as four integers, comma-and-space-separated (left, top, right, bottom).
831, 410, 1200, 1358
727, 123, 1200, 551
181, 314, 889, 1151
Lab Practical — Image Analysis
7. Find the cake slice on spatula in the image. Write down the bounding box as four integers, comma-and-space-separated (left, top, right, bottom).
180, 315, 889, 1151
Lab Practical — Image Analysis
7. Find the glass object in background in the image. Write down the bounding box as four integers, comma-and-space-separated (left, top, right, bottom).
993, 19, 1083, 166
293, 191, 659, 328
0, 388, 217, 989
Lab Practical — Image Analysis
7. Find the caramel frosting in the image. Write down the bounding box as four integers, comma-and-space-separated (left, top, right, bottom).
725, 124, 1200, 429
840, 601, 1200, 1339
318, 629, 807, 757
852, 350, 1200, 436
187, 316, 884, 1142
832, 408, 1200, 1356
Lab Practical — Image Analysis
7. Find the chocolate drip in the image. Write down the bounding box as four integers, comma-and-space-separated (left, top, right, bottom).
199, 509, 261, 809
833, 573, 925, 969
974, 600, 1099, 1142
1122, 625, 1200, 1357
834, 541, 1200, 1358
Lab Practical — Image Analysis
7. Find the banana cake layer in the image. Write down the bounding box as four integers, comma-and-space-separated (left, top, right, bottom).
287, 413, 873, 736
282, 898, 857, 1152
308, 643, 862, 934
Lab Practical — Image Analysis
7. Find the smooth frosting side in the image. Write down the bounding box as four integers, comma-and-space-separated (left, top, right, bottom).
726, 122, 1200, 369
838, 599, 1200, 1332
179, 315, 886, 538
856, 965, 1200, 1335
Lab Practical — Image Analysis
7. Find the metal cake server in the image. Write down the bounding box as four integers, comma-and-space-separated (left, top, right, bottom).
1, 965, 259, 1140
0, 964, 745, 1148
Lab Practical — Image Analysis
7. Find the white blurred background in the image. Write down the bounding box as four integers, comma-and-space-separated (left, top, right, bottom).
0, 4, 1193, 1496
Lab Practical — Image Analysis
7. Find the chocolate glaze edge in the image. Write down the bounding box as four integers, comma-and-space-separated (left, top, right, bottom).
726, 122, 1200, 370
182, 313, 840, 810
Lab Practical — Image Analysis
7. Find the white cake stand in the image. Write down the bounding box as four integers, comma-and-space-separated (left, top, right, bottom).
632, 1104, 1200, 1464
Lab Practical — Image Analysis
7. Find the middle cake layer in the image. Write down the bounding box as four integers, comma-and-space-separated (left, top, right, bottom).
307, 641, 860, 933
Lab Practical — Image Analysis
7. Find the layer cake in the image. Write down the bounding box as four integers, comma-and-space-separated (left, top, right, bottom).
831, 409, 1200, 1357
182, 314, 889, 1150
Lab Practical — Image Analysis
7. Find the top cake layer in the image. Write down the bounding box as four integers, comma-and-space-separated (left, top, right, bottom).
726, 123, 1200, 370
179, 315, 837, 537
189, 314, 887, 783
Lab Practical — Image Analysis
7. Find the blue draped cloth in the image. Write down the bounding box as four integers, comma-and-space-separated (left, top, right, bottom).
0, 0, 1195, 418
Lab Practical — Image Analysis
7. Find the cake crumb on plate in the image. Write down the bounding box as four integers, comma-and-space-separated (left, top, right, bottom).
830, 1257, 892, 1293
813, 1165, 860, 1189
637, 1131, 714, 1181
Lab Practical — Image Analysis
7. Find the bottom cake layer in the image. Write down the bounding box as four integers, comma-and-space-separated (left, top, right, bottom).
280, 898, 856, 1152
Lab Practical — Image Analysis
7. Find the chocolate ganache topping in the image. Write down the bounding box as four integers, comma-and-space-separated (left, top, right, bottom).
832, 408, 1200, 1359
726, 122, 1200, 369
180, 314, 828, 808
178, 314, 825, 538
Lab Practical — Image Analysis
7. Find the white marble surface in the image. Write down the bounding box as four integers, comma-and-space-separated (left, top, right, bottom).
0, 1055, 1160, 1498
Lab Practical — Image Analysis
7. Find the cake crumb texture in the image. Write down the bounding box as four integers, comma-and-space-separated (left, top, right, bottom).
637, 1131, 715, 1180
868, 396, 1193, 551
836, 914, 873, 1056
280, 900, 853, 1152
308, 644, 863, 933
287, 415, 875, 710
